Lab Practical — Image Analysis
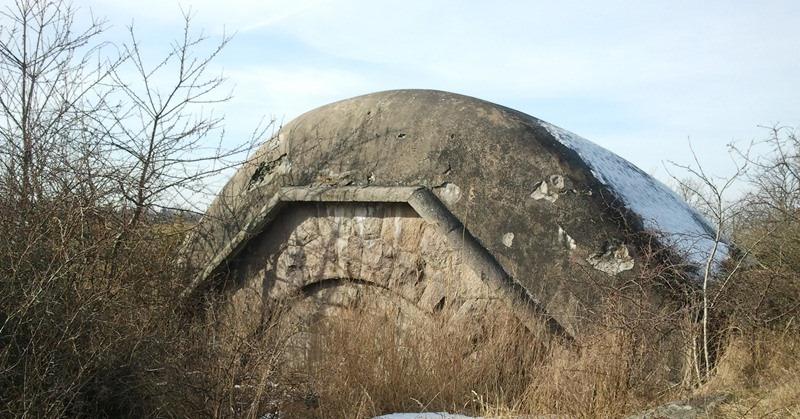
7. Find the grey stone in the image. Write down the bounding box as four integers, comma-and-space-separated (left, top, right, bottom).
627, 393, 731, 419
587, 241, 635, 275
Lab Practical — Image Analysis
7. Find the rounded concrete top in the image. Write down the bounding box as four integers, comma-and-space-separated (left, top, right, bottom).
185, 89, 721, 330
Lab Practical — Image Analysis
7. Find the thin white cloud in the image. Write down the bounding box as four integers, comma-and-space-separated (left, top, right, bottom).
72, 0, 800, 182
83, 0, 330, 34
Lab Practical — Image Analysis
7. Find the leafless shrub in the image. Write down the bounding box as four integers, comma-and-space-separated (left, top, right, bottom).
0, 1, 266, 416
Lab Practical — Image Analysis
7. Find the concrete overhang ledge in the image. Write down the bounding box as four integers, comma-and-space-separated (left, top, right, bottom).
184, 185, 571, 339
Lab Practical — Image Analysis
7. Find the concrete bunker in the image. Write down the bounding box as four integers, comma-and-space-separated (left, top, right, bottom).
182, 89, 726, 375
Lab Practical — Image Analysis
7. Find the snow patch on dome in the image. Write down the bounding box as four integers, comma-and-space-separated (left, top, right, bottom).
540, 121, 728, 273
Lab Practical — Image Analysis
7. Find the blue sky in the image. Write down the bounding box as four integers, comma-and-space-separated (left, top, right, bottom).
77, 0, 800, 187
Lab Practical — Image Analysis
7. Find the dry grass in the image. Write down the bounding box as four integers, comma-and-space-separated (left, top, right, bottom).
269, 303, 685, 419
3, 212, 799, 418
708, 329, 800, 418
277, 307, 799, 419
4, 206, 797, 419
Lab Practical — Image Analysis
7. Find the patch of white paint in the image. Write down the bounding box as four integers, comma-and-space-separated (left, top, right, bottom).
434, 182, 462, 205
353, 206, 367, 236
530, 181, 555, 202
530, 174, 566, 203
502, 232, 514, 248
394, 215, 403, 243
587, 243, 635, 276
558, 225, 577, 250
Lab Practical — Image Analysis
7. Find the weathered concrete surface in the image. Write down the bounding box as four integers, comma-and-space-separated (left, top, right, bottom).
221, 202, 524, 340
183, 90, 704, 362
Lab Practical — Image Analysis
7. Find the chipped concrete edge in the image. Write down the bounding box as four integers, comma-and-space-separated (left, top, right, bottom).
182, 185, 572, 340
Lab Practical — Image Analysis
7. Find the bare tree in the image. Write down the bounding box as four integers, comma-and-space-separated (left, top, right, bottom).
736, 126, 800, 272
668, 142, 748, 382
0, 0, 122, 206
0, 2, 269, 415
105, 9, 260, 232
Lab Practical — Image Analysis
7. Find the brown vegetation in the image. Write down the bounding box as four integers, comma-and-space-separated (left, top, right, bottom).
290, 305, 679, 418
1, 1, 799, 418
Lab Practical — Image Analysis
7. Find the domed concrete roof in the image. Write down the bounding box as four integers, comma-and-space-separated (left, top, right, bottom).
182, 89, 725, 338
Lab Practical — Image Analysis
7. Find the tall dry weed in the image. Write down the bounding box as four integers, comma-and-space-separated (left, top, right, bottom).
709, 328, 800, 417
271, 300, 685, 419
